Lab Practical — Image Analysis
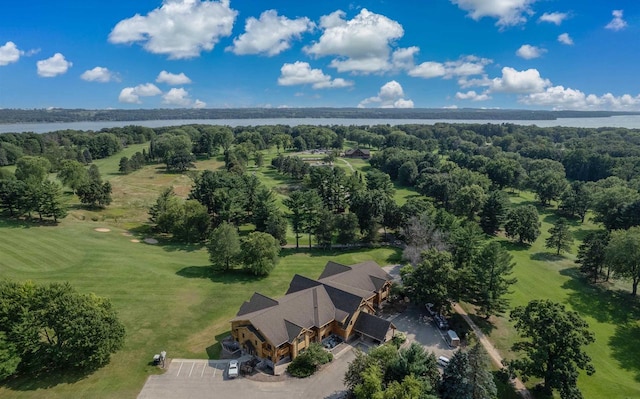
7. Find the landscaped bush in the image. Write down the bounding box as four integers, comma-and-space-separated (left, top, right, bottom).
287, 342, 333, 378
391, 332, 407, 348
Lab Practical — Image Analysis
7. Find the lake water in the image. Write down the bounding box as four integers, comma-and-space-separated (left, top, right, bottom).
1, 115, 640, 134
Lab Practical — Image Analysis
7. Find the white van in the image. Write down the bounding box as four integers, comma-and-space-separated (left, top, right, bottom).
438, 356, 450, 367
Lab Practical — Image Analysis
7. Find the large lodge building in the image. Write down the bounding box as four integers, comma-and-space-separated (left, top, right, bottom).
230, 261, 395, 372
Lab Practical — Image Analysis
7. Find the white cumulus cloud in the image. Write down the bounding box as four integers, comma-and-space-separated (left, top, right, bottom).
455, 90, 491, 101
516, 44, 547, 59
558, 33, 574, 45
37, 53, 72, 77
156, 70, 192, 85
109, 0, 238, 59
0, 41, 23, 66
304, 9, 405, 74
490, 67, 550, 94
538, 12, 568, 25
522, 86, 640, 111
162, 87, 205, 108
163, 88, 192, 106
118, 83, 162, 104
278, 61, 353, 89
81, 67, 118, 82
409, 55, 491, 79
228, 10, 314, 56
358, 80, 414, 108
605, 10, 627, 31
392, 46, 420, 71
450, 0, 537, 28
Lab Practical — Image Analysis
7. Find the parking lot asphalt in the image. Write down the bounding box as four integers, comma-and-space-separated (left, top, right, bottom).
138, 348, 355, 399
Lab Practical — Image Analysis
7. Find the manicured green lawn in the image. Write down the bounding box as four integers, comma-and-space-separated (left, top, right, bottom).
484, 191, 640, 398
0, 215, 401, 398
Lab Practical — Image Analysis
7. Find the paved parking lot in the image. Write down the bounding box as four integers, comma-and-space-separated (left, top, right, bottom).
138, 349, 355, 399
391, 306, 456, 361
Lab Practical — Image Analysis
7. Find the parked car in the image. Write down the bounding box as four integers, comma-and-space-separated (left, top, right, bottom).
425, 303, 436, 317
434, 314, 449, 330
438, 356, 450, 367
228, 360, 239, 378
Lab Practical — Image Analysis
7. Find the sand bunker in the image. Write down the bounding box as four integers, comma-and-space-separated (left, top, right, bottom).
144, 238, 159, 245
130, 239, 140, 243
94, 228, 111, 233
121, 231, 133, 237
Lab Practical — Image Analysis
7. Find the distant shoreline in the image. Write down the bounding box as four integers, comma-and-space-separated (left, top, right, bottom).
1, 108, 639, 124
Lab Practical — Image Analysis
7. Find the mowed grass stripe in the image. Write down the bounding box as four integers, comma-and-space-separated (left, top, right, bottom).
0, 230, 83, 273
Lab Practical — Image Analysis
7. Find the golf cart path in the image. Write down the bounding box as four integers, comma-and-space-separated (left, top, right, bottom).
453, 304, 533, 399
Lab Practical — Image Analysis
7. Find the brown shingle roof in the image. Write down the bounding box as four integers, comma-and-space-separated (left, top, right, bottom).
318, 261, 391, 298
232, 261, 391, 347
232, 286, 336, 346
354, 312, 394, 342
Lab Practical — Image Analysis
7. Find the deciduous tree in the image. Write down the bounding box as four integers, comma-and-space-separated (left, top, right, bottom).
606, 226, 640, 295
240, 232, 280, 276
509, 300, 595, 399
504, 205, 540, 245
400, 250, 457, 314
0, 281, 125, 375
207, 222, 241, 272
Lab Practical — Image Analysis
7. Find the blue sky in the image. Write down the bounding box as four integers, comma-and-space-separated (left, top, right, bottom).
1, 0, 639, 110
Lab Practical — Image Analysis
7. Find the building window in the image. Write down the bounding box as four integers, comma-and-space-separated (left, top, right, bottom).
255, 340, 258, 346
266, 343, 272, 350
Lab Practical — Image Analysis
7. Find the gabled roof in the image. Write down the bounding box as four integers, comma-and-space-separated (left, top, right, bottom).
286, 274, 322, 295
318, 261, 392, 299
354, 312, 394, 342
237, 293, 278, 316
318, 261, 352, 279
232, 261, 392, 347
232, 286, 336, 346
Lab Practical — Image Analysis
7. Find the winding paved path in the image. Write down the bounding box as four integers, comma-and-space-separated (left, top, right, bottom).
453, 304, 533, 399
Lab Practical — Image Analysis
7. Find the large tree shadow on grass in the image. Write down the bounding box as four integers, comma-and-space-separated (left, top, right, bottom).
0, 365, 96, 391
530, 252, 565, 262
176, 265, 265, 285
561, 268, 640, 324
560, 268, 640, 381
609, 322, 640, 382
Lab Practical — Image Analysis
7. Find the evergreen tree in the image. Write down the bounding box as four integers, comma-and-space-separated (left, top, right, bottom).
284, 190, 305, 249
576, 230, 610, 283
467, 343, 498, 399
479, 190, 510, 235
545, 218, 574, 255
440, 350, 472, 399
469, 242, 517, 318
